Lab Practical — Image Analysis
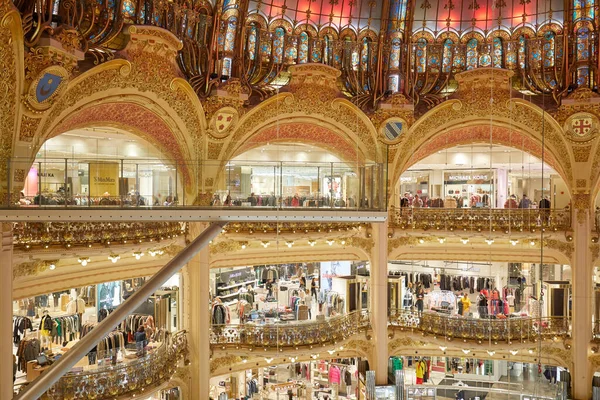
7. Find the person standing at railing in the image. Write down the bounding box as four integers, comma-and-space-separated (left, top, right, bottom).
518, 194, 531, 209
504, 195, 518, 209
412, 194, 423, 208
461, 293, 471, 317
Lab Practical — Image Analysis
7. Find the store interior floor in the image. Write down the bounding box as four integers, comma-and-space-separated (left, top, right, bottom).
402, 365, 561, 399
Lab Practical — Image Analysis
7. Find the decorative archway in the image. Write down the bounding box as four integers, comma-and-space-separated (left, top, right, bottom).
389, 69, 574, 195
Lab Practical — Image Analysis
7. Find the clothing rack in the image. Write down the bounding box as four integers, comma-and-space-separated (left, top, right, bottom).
13, 315, 34, 345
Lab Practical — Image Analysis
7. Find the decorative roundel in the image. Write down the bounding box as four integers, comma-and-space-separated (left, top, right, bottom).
381, 118, 406, 143
26, 66, 69, 111
209, 107, 239, 139
565, 112, 597, 142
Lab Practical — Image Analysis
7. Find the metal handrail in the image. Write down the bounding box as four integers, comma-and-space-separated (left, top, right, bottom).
210, 310, 370, 349
389, 308, 570, 342
389, 207, 571, 232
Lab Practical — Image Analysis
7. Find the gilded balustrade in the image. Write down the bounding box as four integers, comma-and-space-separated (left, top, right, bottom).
210, 311, 370, 350
389, 207, 571, 233
389, 309, 570, 343
12, 222, 187, 250
35, 331, 188, 400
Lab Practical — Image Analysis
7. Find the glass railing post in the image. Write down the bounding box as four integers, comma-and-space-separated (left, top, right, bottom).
135, 163, 139, 207
120, 159, 124, 207
317, 166, 321, 208
175, 161, 178, 206
279, 161, 283, 209
330, 162, 333, 208
64, 158, 68, 207
38, 161, 42, 205
6, 158, 10, 207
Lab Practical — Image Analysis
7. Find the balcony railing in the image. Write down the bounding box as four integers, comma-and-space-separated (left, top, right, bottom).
210, 311, 370, 350
389, 309, 570, 342
12, 221, 186, 250
30, 331, 188, 400
6, 158, 386, 211
389, 207, 571, 233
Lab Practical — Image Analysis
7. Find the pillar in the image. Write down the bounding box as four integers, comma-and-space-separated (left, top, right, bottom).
370, 221, 389, 384
1, 223, 13, 399
183, 223, 212, 400
571, 205, 593, 399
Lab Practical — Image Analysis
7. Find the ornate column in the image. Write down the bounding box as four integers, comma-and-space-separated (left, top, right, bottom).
370, 221, 389, 384
182, 222, 212, 400
1, 223, 13, 399
571, 195, 593, 399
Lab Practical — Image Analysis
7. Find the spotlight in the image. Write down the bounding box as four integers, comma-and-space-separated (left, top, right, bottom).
418, 238, 425, 244
77, 257, 90, 266
49, 263, 56, 270
530, 240, 536, 246
509, 239, 518, 246
438, 237, 446, 244
241, 242, 247, 250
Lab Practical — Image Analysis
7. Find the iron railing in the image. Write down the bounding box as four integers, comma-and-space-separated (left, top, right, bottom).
28, 331, 188, 400
389, 309, 570, 343
389, 207, 571, 233
210, 311, 370, 349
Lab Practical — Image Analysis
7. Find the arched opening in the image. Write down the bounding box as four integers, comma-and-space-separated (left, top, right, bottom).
397, 143, 568, 209
18, 127, 184, 207
210, 141, 383, 209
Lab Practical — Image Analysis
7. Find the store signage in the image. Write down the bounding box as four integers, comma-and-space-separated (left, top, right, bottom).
444, 172, 491, 184
37, 172, 55, 178
89, 163, 119, 197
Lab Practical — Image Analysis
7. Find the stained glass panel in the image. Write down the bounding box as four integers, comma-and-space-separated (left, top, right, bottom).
518, 35, 526, 69
247, 24, 257, 61
388, 74, 400, 93
416, 38, 427, 73
466, 38, 478, 70
299, 32, 309, 64
224, 17, 237, 52
442, 39, 453, 73
361, 38, 370, 70
273, 27, 285, 64
493, 37, 503, 68
543, 32, 555, 67
390, 38, 401, 69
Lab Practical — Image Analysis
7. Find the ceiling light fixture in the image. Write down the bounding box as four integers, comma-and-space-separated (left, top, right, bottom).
438, 237, 446, 244
133, 251, 144, 260
462, 349, 470, 354
485, 238, 494, 245
439, 346, 447, 352
326, 239, 334, 246
48, 263, 56, 270
77, 257, 90, 267
487, 350, 496, 356
108, 254, 120, 263
308, 240, 316, 247
261, 241, 270, 248
241, 242, 247, 250
285, 241, 294, 248
509, 350, 519, 355
419, 238, 425, 244
510, 239, 518, 246
460, 238, 469, 244
264, 357, 273, 364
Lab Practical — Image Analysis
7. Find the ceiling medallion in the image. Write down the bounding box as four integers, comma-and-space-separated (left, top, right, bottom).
565, 112, 597, 143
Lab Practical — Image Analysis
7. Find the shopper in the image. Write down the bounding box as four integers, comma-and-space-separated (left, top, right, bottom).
224, 194, 232, 206
518, 194, 531, 209
415, 359, 426, 384
304, 289, 312, 319
211, 193, 222, 206
311, 278, 318, 299
135, 325, 147, 356
461, 293, 471, 316
413, 194, 423, 208
266, 279, 273, 297
415, 288, 424, 314
539, 196, 550, 209
504, 195, 518, 209
477, 291, 488, 318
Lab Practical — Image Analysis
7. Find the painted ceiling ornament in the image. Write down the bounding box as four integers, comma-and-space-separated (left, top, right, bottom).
565, 113, 597, 143
25, 65, 70, 111
209, 106, 239, 138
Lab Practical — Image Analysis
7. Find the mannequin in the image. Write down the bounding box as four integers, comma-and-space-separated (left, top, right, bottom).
39, 310, 53, 351
66, 295, 86, 315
